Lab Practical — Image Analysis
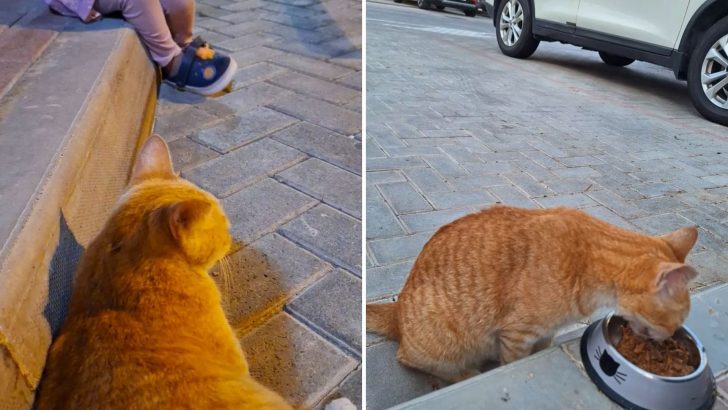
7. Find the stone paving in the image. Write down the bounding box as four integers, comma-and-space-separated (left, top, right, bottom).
155, 0, 361, 407
0, 1, 58, 100
366, 2, 728, 408
389, 283, 728, 409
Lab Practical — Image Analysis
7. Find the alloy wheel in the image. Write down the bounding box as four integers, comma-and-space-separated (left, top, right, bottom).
499, 0, 523, 47
701, 34, 728, 109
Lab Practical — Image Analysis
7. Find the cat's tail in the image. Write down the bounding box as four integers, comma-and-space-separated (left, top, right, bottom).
366, 302, 399, 340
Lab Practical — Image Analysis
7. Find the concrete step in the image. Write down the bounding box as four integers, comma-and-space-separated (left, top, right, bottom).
0, 2, 58, 100
0, 9, 157, 408
383, 283, 728, 410
366, 303, 611, 410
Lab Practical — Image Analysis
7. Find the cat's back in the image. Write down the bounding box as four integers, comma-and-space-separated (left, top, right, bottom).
417, 205, 579, 254
36, 261, 266, 409
401, 206, 592, 291
36, 136, 293, 410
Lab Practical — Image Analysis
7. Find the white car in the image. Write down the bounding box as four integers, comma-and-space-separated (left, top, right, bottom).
483, 0, 728, 126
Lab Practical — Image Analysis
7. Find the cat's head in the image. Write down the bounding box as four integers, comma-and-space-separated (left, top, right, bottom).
109, 135, 231, 269
617, 227, 698, 341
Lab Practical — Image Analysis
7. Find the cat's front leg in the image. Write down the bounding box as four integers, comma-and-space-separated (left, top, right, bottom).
396, 345, 480, 383
531, 336, 553, 353
498, 329, 540, 364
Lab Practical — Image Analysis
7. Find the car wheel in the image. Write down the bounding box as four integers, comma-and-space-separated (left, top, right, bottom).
598, 52, 635, 67
417, 0, 431, 9
687, 16, 728, 126
496, 0, 539, 58
436, 5, 445, 9
465, 9, 477, 16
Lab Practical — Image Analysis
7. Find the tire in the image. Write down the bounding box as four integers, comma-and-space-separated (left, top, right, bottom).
394, 0, 403, 3
436, 4, 445, 9
495, 0, 539, 58
598, 52, 635, 67
687, 16, 728, 126
417, 0, 431, 9
465, 9, 477, 17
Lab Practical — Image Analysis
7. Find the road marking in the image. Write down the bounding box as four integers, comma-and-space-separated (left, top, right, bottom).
369, 17, 495, 39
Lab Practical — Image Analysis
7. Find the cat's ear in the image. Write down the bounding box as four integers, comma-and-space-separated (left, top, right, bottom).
167, 199, 211, 243
131, 134, 176, 184
654, 262, 697, 297
660, 226, 698, 262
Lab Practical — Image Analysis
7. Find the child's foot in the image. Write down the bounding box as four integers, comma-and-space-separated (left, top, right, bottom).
164, 37, 237, 96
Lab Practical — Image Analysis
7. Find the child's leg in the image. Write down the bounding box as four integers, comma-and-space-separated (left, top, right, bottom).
96, 0, 234, 95
94, 0, 181, 68
160, 0, 194, 48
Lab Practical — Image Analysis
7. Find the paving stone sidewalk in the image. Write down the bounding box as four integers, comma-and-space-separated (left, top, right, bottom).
367, 3, 728, 409
366, 7, 728, 307
155, 0, 362, 407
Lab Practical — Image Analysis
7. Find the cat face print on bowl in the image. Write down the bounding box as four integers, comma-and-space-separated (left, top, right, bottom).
580, 313, 715, 410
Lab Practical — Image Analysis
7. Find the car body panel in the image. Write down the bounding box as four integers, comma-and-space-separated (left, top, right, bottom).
488, 0, 712, 54
675, 0, 720, 48
533, 0, 579, 26
576, 0, 692, 49
488, 0, 719, 78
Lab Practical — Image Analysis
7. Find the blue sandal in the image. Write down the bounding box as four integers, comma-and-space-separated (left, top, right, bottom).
165, 37, 237, 96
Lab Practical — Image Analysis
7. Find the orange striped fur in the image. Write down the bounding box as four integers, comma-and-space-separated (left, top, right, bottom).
36, 136, 292, 409
366, 206, 698, 382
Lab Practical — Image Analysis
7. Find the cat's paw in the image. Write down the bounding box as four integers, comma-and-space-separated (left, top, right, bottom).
324, 397, 357, 410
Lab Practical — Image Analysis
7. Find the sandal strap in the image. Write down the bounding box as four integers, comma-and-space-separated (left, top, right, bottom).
174, 45, 200, 89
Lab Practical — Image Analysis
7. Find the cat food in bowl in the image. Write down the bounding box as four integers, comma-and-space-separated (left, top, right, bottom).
580, 313, 715, 410
616, 324, 696, 377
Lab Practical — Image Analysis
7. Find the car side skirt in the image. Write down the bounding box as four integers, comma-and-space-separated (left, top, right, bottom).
439, 0, 477, 11
532, 19, 688, 80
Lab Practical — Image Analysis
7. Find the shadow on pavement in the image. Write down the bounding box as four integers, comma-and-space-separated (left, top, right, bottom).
43, 213, 84, 340
530, 52, 695, 113
277, 0, 358, 59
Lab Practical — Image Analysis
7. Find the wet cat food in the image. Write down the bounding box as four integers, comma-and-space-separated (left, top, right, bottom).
616, 325, 696, 377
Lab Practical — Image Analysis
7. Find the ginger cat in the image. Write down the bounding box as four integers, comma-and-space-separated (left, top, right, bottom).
367, 206, 699, 383
36, 135, 292, 409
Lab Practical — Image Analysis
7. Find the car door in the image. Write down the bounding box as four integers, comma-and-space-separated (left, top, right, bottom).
575, 0, 691, 51
534, 0, 580, 29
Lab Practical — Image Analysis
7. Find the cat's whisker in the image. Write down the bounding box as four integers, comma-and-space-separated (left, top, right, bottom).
216, 255, 235, 310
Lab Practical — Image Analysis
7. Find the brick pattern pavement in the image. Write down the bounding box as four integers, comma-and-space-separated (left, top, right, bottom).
155, 0, 361, 407
366, 21, 728, 304
366, 5, 728, 408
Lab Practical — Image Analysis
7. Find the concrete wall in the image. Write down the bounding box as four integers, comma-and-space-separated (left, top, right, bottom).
0, 19, 157, 408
